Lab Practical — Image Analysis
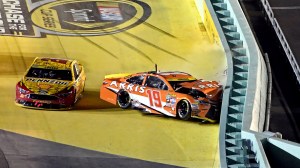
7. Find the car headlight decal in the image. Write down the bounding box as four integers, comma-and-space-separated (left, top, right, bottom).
19, 87, 28, 94
17, 81, 30, 94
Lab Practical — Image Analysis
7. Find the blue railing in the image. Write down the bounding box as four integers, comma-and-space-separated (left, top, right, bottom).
260, 0, 300, 86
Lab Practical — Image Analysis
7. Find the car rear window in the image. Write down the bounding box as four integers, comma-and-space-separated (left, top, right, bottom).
26, 68, 72, 81
126, 75, 144, 85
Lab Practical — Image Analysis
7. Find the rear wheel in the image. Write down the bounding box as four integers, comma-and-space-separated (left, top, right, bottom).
117, 90, 131, 109
176, 99, 191, 120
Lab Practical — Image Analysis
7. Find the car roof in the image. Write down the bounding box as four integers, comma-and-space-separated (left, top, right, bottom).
137, 71, 197, 81
31, 57, 74, 70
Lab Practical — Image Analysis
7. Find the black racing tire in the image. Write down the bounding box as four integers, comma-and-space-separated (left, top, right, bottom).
176, 99, 191, 120
117, 90, 131, 109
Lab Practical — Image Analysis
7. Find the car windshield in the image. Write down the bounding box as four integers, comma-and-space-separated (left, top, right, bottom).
26, 67, 73, 81
168, 80, 196, 90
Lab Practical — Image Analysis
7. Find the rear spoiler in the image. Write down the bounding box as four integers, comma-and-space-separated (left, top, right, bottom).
104, 73, 132, 79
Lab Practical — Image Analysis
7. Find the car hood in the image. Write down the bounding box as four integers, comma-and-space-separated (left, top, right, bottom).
179, 80, 222, 95
22, 77, 73, 95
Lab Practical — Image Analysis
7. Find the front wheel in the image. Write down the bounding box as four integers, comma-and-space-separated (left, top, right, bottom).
176, 99, 191, 120
117, 90, 131, 109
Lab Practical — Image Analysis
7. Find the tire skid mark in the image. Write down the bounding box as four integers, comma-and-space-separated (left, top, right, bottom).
81, 35, 119, 59
3, 37, 18, 75
123, 31, 188, 62
0, 146, 9, 168
110, 35, 154, 63
141, 21, 177, 38
7, 36, 27, 74
123, 9, 176, 38
52, 18, 119, 60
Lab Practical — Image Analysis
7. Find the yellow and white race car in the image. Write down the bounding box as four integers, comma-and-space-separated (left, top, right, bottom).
15, 57, 86, 109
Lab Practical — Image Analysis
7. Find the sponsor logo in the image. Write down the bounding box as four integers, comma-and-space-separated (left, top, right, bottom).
165, 93, 176, 108
0, 0, 151, 37
197, 83, 220, 89
33, 99, 51, 104
109, 80, 145, 93
25, 78, 69, 85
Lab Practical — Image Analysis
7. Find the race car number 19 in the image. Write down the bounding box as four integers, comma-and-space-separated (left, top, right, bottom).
146, 90, 162, 108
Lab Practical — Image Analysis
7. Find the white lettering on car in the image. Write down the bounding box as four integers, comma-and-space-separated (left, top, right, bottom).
119, 83, 126, 89
198, 83, 219, 88
108, 81, 145, 93
139, 86, 145, 93
109, 81, 118, 87
134, 85, 139, 92
127, 84, 134, 91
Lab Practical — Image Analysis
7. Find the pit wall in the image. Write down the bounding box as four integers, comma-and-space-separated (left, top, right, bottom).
193, 0, 300, 167
195, 0, 267, 131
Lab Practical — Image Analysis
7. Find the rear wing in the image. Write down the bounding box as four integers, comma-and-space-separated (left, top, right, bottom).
104, 73, 132, 79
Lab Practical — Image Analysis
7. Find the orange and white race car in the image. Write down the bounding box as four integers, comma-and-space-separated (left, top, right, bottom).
100, 71, 223, 122
15, 57, 86, 109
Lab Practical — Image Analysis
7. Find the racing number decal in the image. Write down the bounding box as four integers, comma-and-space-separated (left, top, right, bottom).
146, 90, 162, 108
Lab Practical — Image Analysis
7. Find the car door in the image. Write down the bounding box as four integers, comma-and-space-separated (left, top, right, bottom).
77, 62, 86, 92
72, 62, 84, 98
143, 75, 175, 116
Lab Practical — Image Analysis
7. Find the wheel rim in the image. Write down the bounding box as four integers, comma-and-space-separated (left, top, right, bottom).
178, 101, 189, 118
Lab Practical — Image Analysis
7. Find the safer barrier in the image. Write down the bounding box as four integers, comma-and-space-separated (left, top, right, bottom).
194, 0, 270, 167
195, 0, 300, 167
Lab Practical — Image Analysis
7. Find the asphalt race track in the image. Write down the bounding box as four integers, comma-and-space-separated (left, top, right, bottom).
0, 0, 227, 167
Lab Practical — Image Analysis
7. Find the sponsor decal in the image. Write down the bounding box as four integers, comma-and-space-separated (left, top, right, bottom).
168, 78, 196, 81
33, 99, 51, 104
25, 78, 69, 85
131, 99, 141, 108
37, 83, 51, 90
20, 94, 25, 98
109, 80, 145, 93
0, 0, 151, 37
33, 99, 51, 108
165, 93, 176, 109
197, 83, 220, 89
